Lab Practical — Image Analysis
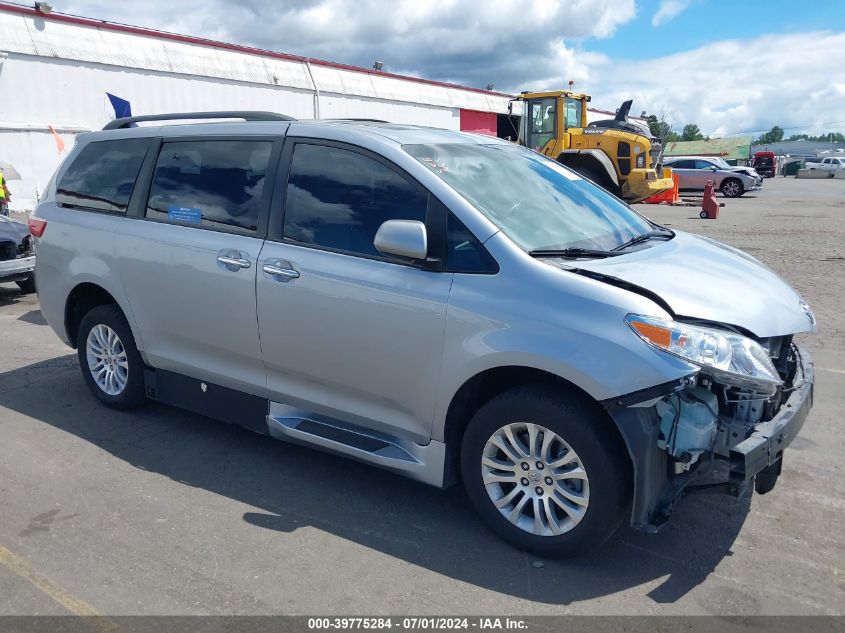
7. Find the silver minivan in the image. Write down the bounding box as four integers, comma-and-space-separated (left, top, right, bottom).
31, 112, 815, 557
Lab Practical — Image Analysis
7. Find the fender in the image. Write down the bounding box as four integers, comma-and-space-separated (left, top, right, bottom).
63, 273, 147, 356
558, 149, 620, 187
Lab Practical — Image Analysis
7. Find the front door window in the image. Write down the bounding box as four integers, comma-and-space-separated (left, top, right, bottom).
527, 98, 556, 152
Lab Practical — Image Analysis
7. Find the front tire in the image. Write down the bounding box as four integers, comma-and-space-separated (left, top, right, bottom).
460, 385, 630, 558
77, 304, 146, 409
721, 178, 744, 197
15, 274, 36, 294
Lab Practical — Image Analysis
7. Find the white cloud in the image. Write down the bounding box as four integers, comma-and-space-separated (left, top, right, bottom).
651, 0, 692, 27
571, 31, 845, 137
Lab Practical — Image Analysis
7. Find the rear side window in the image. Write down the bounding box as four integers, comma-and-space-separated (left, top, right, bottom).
283, 143, 428, 258
146, 140, 273, 233
57, 138, 150, 213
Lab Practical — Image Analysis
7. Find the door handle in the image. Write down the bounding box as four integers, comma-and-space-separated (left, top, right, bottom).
262, 263, 300, 281
217, 255, 251, 270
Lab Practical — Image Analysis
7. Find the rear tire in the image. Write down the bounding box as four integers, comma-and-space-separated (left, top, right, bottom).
15, 274, 36, 294
460, 384, 630, 558
77, 304, 147, 409
721, 178, 744, 198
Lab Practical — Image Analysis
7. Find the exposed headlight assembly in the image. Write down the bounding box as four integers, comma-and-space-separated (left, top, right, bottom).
626, 315, 782, 395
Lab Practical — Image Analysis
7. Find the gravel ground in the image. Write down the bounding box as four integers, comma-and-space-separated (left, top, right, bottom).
0, 176, 842, 616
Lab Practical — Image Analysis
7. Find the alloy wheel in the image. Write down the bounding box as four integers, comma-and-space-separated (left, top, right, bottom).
481, 422, 590, 537
722, 180, 741, 197
85, 324, 129, 396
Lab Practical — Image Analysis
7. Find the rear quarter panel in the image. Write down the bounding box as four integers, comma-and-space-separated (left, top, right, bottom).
35, 203, 145, 353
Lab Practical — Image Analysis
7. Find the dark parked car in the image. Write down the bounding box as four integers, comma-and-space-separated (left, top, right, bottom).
0, 215, 36, 293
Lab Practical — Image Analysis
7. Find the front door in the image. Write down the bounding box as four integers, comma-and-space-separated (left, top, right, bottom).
256, 140, 452, 441
527, 98, 558, 155
117, 137, 279, 393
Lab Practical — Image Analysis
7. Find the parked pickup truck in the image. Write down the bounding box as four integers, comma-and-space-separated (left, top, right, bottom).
808, 156, 845, 173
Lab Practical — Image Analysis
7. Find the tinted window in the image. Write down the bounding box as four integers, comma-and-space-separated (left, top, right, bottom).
694, 160, 715, 169
57, 138, 149, 213
447, 213, 497, 274
669, 159, 692, 168
283, 144, 428, 257
147, 140, 273, 233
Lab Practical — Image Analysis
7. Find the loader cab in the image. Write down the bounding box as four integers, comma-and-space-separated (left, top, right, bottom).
517, 91, 589, 156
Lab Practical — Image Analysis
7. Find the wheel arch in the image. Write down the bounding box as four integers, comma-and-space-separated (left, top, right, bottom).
439, 364, 631, 487
64, 282, 142, 351
557, 150, 620, 188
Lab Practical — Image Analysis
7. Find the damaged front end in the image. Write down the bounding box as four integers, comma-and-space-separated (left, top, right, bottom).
605, 317, 815, 532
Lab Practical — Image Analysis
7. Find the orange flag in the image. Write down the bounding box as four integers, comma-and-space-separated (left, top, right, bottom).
48, 125, 66, 154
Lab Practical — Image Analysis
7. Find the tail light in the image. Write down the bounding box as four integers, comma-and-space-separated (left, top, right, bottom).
28, 217, 47, 238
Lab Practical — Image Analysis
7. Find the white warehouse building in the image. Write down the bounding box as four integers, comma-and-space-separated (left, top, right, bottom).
0, 1, 630, 211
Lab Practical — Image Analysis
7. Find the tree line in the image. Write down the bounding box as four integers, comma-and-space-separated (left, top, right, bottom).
643, 115, 844, 145
644, 113, 706, 142
754, 125, 844, 144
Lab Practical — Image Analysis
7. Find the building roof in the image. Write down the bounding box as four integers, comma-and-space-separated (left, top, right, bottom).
0, 1, 634, 122
0, 1, 514, 99
0, 1, 513, 116
664, 136, 753, 161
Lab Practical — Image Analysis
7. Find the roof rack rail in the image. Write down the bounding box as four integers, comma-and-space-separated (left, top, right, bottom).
324, 118, 390, 123
103, 111, 295, 130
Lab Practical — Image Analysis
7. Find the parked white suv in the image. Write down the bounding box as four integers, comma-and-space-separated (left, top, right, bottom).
30, 112, 816, 557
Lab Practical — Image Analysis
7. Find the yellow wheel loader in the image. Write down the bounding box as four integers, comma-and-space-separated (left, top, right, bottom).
512, 90, 674, 202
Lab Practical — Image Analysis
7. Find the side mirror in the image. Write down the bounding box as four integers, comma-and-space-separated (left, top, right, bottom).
710, 166, 718, 171
374, 220, 428, 260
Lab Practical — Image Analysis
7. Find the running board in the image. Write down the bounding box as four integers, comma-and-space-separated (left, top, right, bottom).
267, 403, 447, 487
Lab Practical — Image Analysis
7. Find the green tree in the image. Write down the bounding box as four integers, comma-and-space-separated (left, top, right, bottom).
681, 123, 704, 141
755, 125, 785, 144
644, 112, 680, 142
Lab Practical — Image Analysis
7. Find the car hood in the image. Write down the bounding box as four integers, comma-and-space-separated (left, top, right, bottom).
728, 166, 759, 178
557, 231, 815, 338
0, 215, 29, 243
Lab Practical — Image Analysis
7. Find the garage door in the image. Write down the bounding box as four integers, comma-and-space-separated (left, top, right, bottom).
459, 110, 497, 136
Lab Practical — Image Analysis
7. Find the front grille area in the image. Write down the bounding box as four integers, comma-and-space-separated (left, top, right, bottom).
0, 241, 17, 261
649, 142, 664, 171
0, 237, 32, 261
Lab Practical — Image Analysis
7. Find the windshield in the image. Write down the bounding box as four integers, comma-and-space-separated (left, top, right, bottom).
712, 157, 731, 168
403, 142, 654, 252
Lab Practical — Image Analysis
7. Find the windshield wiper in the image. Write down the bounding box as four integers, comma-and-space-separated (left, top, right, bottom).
529, 248, 625, 259
612, 228, 674, 252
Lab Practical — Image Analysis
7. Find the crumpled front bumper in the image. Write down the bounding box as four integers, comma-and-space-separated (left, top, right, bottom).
729, 348, 813, 485
0, 254, 35, 282
605, 346, 814, 532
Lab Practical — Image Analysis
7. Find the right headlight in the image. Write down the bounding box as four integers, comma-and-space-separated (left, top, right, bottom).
626, 314, 782, 395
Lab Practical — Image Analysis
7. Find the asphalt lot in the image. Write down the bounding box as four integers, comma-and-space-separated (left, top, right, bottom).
0, 176, 843, 616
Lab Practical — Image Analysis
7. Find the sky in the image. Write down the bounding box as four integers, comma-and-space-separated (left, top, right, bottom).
58, 0, 845, 138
